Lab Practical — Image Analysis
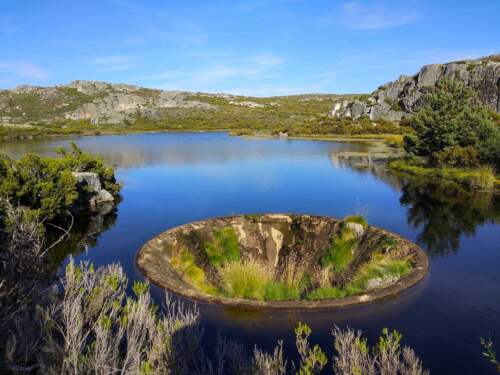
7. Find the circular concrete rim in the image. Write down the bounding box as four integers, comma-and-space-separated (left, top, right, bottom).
136, 214, 429, 310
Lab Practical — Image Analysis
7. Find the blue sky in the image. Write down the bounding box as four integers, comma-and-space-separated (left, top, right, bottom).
0, 0, 499, 96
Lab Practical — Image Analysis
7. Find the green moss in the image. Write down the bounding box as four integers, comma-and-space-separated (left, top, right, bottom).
204, 227, 240, 266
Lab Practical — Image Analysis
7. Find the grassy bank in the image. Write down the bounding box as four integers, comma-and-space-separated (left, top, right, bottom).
388, 159, 500, 191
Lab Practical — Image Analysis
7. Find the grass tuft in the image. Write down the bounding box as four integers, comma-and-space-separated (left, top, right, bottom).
205, 227, 240, 266
170, 249, 217, 294
218, 260, 270, 300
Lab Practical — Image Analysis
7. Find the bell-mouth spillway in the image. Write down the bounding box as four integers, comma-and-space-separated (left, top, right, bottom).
136, 214, 429, 310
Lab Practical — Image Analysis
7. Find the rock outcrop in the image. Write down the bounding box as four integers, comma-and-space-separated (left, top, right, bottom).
330, 55, 500, 121
72, 171, 114, 208
0, 80, 215, 125
63, 81, 213, 125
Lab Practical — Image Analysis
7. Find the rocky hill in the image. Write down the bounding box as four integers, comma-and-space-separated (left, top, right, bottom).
0, 80, 345, 127
0, 81, 217, 125
330, 55, 500, 121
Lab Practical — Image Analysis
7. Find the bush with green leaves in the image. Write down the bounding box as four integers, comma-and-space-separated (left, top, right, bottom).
0, 143, 120, 223
403, 78, 500, 170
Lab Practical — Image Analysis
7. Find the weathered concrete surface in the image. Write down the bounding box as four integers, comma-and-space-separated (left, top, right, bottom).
136, 214, 429, 310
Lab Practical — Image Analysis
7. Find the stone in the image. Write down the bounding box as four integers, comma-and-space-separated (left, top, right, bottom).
72, 171, 114, 208
365, 275, 400, 291
345, 222, 365, 238
90, 189, 114, 207
72, 172, 102, 192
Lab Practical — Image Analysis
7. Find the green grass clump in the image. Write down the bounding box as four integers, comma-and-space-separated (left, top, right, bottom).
170, 249, 216, 294
321, 236, 357, 273
218, 260, 270, 300
306, 286, 345, 300
217, 260, 303, 301
205, 227, 240, 266
389, 159, 499, 191
264, 281, 301, 301
308, 254, 412, 301
349, 254, 412, 292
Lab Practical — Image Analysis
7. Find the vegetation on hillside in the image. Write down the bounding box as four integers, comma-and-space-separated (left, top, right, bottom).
0, 89, 406, 140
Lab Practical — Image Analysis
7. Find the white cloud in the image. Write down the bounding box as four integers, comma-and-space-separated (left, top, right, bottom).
339, 1, 419, 30
0, 61, 48, 81
147, 54, 285, 90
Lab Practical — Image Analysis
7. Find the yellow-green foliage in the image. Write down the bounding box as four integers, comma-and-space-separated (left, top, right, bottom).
217, 260, 271, 300
308, 253, 412, 300
205, 227, 240, 266
350, 253, 411, 289
0, 90, 404, 140
170, 249, 216, 294
389, 159, 499, 191
0, 143, 120, 221
264, 281, 301, 301
321, 216, 367, 273
385, 134, 404, 148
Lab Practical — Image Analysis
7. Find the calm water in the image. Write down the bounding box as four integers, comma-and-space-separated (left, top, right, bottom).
2, 132, 499, 374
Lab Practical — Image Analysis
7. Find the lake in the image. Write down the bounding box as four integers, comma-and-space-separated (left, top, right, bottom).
2, 131, 499, 374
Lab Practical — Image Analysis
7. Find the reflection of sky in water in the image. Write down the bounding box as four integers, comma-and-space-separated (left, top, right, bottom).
0, 132, 370, 168
1, 131, 499, 375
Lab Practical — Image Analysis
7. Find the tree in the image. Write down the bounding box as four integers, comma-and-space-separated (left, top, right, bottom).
403, 78, 499, 169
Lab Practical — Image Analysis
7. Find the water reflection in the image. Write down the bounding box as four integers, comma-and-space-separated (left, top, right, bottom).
45, 205, 118, 274
331, 156, 500, 256
398, 178, 500, 255
0, 132, 370, 168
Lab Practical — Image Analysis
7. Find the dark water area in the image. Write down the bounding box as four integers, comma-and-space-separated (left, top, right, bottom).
1, 132, 499, 374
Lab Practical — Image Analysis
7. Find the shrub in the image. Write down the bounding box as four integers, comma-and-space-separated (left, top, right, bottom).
430, 145, 480, 168
0, 143, 120, 223
205, 227, 240, 266
464, 166, 496, 190
386, 134, 404, 148
403, 78, 500, 169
